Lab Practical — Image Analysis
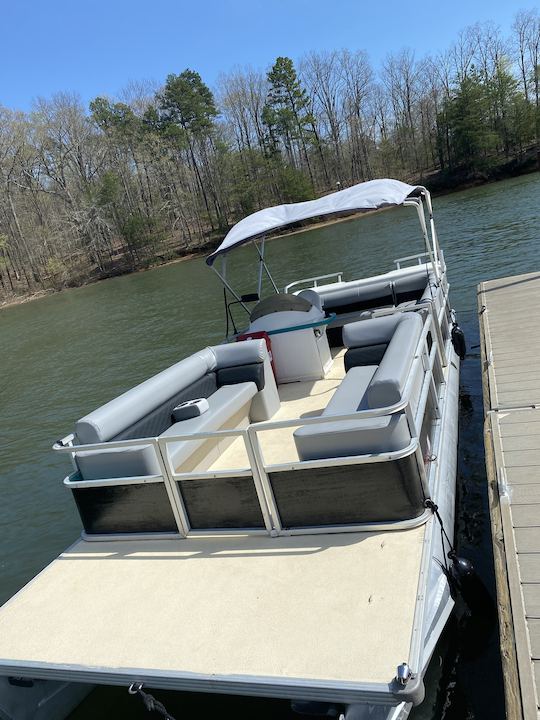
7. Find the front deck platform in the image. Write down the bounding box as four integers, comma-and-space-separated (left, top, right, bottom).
0, 527, 425, 702
479, 272, 540, 719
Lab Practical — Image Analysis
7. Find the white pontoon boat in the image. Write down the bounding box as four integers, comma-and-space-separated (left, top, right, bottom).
0, 179, 463, 720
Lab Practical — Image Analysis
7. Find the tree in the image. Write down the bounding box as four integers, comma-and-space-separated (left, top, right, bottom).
263, 57, 315, 187
157, 70, 223, 228
444, 72, 498, 171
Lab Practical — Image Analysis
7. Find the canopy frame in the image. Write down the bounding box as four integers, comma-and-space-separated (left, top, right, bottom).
208, 181, 442, 321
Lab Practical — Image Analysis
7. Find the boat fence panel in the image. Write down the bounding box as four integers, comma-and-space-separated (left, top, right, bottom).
158, 428, 274, 534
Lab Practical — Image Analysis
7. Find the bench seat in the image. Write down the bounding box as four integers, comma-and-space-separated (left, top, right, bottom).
294, 312, 424, 463
73, 339, 280, 483
294, 366, 410, 461
161, 381, 257, 470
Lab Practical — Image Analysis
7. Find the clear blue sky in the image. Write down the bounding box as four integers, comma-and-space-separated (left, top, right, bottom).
0, 0, 529, 111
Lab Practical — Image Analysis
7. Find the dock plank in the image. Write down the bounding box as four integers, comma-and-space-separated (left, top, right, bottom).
504, 450, 540, 468
508, 468, 540, 486
511, 487, 540, 505
480, 271, 540, 719
504, 436, 540, 452
518, 555, 540, 584
523, 586, 540, 618
529, 620, 540, 659
515, 527, 540, 554
511, 505, 540, 528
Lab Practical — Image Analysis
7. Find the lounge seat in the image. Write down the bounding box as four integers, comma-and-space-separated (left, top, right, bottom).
300, 267, 436, 346
344, 312, 423, 408
162, 381, 257, 470
293, 313, 423, 462
294, 365, 411, 461
73, 339, 280, 481
300, 266, 434, 314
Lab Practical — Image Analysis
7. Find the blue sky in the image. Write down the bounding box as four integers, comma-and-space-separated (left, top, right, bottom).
0, 0, 530, 111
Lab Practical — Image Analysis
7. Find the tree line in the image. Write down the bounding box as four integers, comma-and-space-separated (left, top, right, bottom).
0, 9, 538, 301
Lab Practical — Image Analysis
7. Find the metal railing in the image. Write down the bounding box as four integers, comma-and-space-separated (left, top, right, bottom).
393, 252, 431, 269
54, 312, 443, 540
284, 272, 344, 294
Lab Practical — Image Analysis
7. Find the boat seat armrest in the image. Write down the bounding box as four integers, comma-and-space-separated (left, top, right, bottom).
76, 445, 161, 481
210, 339, 267, 368
343, 314, 402, 348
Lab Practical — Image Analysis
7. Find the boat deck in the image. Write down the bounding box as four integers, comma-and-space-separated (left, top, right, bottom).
210, 349, 346, 470
479, 272, 540, 719
0, 527, 425, 701
0, 340, 430, 701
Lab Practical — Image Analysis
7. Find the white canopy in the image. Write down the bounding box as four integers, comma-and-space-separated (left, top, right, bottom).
206, 178, 423, 265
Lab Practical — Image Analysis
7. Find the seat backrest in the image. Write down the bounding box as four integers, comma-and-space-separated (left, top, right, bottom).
297, 288, 323, 312
75, 340, 277, 444
367, 313, 423, 408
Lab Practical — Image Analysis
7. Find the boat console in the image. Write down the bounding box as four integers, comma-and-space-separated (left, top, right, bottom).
247, 293, 332, 383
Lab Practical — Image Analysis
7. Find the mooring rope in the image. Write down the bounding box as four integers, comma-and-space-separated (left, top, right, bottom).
128, 683, 177, 720
424, 498, 456, 573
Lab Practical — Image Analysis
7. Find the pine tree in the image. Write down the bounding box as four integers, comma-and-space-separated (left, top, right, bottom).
263, 57, 315, 186
444, 71, 498, 171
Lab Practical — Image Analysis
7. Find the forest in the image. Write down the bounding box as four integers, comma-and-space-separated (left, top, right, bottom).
0, 9, 539, 302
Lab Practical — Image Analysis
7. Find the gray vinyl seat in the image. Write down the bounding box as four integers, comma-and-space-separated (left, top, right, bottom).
162, 381, 257, 470
73, 339, 280, 481
301, 268, 436, 347
301, 266, 434, 311
294, 365, 411, 461
75, 444, 161, 481
293, 313, 423, 462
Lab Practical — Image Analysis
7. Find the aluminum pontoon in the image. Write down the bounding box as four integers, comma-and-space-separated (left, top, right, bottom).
0, 179, 462, 720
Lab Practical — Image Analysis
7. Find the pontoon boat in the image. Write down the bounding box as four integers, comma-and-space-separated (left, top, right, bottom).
0, 179, 463, 720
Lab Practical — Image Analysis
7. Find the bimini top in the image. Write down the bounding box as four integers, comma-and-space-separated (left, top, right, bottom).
206, 178, 423, 265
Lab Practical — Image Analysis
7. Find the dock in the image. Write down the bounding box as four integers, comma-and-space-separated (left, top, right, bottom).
479, 271, 540, 720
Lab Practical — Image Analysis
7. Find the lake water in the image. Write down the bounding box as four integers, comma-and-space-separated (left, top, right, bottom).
1, 172, 540, 719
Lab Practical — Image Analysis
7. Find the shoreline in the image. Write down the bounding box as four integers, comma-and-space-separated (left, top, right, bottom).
2, 165, 538, 311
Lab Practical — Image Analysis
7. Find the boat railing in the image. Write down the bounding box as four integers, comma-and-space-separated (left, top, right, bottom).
393, 251, 431, 269
54, 313, 443, 540
244, 311, 441, 532
284, 272, 343, 294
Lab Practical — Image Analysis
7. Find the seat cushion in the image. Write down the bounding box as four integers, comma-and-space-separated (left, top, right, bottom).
217, 363, 264, 391
161, 382, 257, 470
294, 414, 411, 461
294, 365, 395, 462
211, 339, 267, 368
76, 445, 161, 481
343, 314, 403, 349
344, 344, 387, 370
323, 366, 378, 416
76, 348, 216, 443
113, 372, 217, 441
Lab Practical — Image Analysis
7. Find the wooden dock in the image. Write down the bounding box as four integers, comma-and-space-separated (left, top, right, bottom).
479, 271, 540, 720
